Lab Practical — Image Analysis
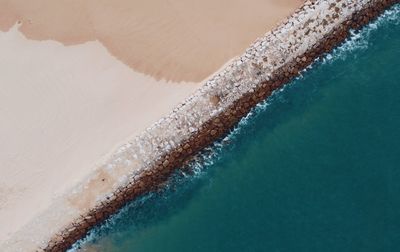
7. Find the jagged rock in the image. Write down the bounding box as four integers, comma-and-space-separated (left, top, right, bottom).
162, 160, 170, 167
42, 0, 398, 251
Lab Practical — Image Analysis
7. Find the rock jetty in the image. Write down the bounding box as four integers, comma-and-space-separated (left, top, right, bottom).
5, 0, 398, 251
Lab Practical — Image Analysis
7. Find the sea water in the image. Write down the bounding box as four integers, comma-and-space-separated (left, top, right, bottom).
73, 5, 400, 252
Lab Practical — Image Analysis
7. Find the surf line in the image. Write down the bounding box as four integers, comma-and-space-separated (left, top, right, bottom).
36, 1, 399, 251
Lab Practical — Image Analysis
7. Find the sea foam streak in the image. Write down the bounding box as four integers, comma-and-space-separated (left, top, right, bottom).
69, 4, 400, 251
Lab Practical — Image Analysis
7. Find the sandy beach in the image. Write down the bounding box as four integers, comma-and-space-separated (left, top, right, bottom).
0, 0, 302, 249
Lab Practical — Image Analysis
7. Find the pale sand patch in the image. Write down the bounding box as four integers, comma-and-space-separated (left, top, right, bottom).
0, 25, 200, 245
0, 0, 303, 82
0, 0, 302, 249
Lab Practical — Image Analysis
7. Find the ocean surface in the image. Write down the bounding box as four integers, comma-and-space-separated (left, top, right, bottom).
73, 5, 400, 252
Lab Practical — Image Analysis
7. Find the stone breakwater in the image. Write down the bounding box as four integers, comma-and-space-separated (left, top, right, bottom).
32, 0, 398, 251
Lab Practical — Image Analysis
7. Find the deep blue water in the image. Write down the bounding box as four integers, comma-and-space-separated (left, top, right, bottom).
73, 5, 400, 252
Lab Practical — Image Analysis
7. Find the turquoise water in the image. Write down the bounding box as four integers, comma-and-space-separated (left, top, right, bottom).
75, 5, 400, 252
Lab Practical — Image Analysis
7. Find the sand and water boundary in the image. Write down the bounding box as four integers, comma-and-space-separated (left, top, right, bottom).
3, 0, 398, 251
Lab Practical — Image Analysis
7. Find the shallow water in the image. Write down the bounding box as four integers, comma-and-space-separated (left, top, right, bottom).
73, 5, 400, 252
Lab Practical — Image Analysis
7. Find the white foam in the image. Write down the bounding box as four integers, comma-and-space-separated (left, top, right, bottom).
322, 4, 400, 65
69, 3, 400, 251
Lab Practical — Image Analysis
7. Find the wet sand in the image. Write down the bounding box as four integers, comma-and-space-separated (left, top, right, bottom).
0, 0, 302, 248
0, 0, 302, 82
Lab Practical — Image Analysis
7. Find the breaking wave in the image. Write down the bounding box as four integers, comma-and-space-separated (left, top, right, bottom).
69, 4, 399, 251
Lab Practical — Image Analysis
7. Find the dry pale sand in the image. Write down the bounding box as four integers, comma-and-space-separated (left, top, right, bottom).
0, 0, 302, 248
0, 25, 200, 245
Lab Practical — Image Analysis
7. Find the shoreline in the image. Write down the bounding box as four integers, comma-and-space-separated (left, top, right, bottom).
2, 0, 398, 251
0, 1, 302, 247
0, 24, 201, 246
42, 1, 398, 251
